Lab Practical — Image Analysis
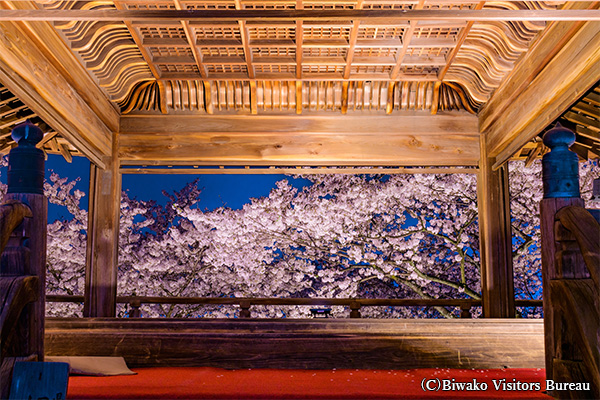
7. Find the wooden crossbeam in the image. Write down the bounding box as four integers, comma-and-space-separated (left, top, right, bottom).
118, 113, 480, 166
3, 9, 600, 22
120, 166, 479, 175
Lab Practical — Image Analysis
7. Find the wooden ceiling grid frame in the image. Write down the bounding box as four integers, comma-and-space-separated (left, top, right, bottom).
26, 0, 558, 116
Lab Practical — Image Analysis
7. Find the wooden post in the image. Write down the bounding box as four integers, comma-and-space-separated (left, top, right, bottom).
539, 124, 599, 399
349, 301, 361, 318
84, 133, 121, 317
1, 121, 47, 361
477, 136, 515, 318
129, 299, 141, 318
239, 300, 251, 318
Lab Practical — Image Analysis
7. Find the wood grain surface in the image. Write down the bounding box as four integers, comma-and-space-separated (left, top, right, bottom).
45, 318, 544, 370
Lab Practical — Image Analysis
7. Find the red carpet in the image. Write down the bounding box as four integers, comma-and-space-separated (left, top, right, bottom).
67, 367, 552, 399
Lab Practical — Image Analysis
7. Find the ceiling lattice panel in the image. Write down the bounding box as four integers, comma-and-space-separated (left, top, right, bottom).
36, 0, 563, 113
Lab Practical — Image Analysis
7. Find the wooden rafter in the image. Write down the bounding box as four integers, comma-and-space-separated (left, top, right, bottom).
234, 0, 254, 80
437, 1, 485, 80
389, 0, 424, 80
113, 1, 162, 80
342, 0, 364, 80
173, 0, 208, 79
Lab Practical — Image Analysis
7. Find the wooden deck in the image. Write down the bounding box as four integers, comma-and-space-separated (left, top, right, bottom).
45, 318, 544, 370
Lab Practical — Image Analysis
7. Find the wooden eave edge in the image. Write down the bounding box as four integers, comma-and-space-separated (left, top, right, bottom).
0, 1, 118, 168
0, 20, 115, 167
478, 1, 600, 169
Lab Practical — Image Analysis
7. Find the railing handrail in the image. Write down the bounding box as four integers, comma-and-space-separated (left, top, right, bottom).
46, 295, 542, 306
46, 294, 542, 319
47, 294, 482, 307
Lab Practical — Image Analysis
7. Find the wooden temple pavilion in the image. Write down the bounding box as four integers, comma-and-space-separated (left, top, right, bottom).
0, 1, 598, 398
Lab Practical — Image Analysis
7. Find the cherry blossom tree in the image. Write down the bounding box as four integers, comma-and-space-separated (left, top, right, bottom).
1, 156, 598, 319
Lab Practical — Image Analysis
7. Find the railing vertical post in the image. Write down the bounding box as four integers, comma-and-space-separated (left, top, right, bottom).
239, 300, 251, 318
349, 301, 361, 318
459, 303, 472, 319
2, 121, 47, 361
129, 299, 142, 318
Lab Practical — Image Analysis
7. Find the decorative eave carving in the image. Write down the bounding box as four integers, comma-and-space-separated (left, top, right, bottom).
120, 79, 478, 114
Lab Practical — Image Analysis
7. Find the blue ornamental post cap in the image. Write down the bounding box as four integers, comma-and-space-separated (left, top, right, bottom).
542, 122, 575, 150
7, 120, 45, 194
541, 123, 580, 199
11, 119, 44, 147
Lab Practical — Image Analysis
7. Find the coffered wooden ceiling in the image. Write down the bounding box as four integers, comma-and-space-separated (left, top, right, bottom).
0, 1, 598, 168
36, 0, 556, 113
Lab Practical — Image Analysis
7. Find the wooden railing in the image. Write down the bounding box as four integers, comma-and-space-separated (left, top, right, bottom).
47, 294, 542, 318
1, 122, 48, 399
0, 200, 38, 399
547, 205, 599, 399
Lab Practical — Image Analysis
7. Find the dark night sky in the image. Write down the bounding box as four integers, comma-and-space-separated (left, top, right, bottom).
1, 154, 310, 222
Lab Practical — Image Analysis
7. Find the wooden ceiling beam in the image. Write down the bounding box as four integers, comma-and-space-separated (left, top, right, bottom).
390, 0, 424, 80
173, 0, 209, 79
0, 20, 112, 168
119, 113, 479, 166
342, 0, 364, 80
233, 0, 255, 80
480, 2, 600, 167
4, 9, 600, 22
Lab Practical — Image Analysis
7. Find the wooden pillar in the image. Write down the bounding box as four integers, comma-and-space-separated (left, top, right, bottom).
1, 121, 47, 360
540, 197, 584, 383
84, 133, 120, 317
477, 136, 515, 318
539, 124, 599, 398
